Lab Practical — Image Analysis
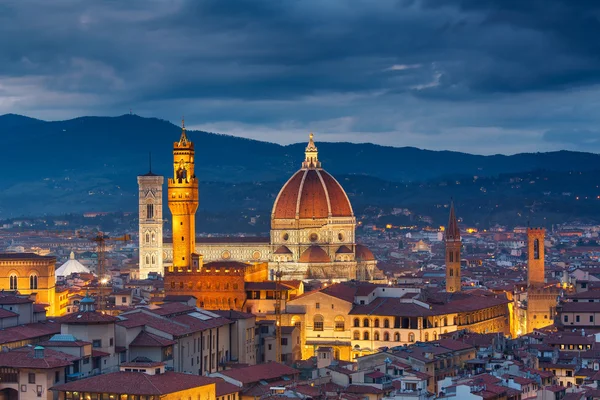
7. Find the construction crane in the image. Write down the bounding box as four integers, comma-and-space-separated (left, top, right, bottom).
274, 263, 283, 363
84, 232, 131, 310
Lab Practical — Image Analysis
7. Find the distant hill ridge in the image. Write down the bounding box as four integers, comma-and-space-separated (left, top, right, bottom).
1, 113, 600, 218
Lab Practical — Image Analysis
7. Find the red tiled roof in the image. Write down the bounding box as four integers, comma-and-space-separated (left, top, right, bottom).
299, 246, 330, 263
0, 321, 61, 345
60, 311, 118, 324
51, 371, 216, 395
274, 245, 293, 255
151, 302, 196, 316
347, 385, 384, 394
355, 244, 375, 261
38, 340, 91, 348
217, 361, 299, 385
130, 331, 176, 347
92, 350, 110, 357
0, 309, 18, 318
0, 346, 76, 369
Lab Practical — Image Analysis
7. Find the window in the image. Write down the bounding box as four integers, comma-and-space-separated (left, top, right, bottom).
409, 333, 415, 342
147, 203, 154, 219
315, 303, 320, 309
374, 332, 380, 341
353, 331, 360, 340
334, 316, 345, 331
55, 371, 60, 383
384, 319, 390, 328
122, 297, 127, 303
151, 255, 156, 265
83, 357, 90, 364
363, 331, 369, 340
268, 344, 272, 350
449, 251, 454, 262
576, 315, 580, 322
109, 338, 114, 346
281, 338, 288, 346
533, 239, 540, 259
353, 318, 360, 327
384, 332, 390, 341
28, 373, 35, 384
363, 318, 370, 328
374, 318, 380, 328
9, 275, 17, 290
449, 268, 453, 277
424, 332, 429, 341
313, 315, 324, 331
590, 315, 594, 323
29, 274, 38, 290
564, 315, 568, 322
93, 340, 102, 348
394, 332, 400, 342
145, 233, 150, 244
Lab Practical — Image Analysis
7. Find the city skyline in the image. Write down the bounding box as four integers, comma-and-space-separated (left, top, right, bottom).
2, 1, 600, 154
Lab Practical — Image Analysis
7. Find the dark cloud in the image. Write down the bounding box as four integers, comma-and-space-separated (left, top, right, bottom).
1, 0, 600, 154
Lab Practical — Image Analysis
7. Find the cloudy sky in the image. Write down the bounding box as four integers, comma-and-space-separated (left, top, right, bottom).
2, 0, 600, 154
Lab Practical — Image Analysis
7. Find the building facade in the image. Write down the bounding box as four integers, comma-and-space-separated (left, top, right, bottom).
137, 169, 164, 279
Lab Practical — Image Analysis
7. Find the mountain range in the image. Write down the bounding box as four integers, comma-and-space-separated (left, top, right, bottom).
1, 113, 600, 227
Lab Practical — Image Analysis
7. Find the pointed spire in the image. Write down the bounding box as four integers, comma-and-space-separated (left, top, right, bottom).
302, 132, 321, 169
446, 200, 460, 240
178, 116, 189, 147
148, 152, 153, 174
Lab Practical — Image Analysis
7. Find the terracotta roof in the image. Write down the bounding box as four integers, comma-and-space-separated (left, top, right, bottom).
0, 309, 18, 318
60, 311, 118, 324
0, 253, 55, 261
274, 245, 293, 254
0, 294, 33, 305
51, 371, 216, 395
355, 244, 375, 261
212, 310, 255, 320
92, 350, 110, 357
321, 283, 358, 303
349, 297, 434, 317
151, 302, 197, 316
121, 360, 164, 368
217, 361, 299, 385
336, 245, 353, 254
0, 321, 61, 345
0, 346, 76, 369
215, 379, 240, 397
299, 246, 330, 263
130, 331, 176, 347
347, 385, 384, 394
272, 168, 353, 220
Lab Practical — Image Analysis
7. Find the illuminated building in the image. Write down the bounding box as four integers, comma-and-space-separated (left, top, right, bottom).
156, 131, 378, 309
137, 160, 164, 279
512, 228, 561, 336
445, 201, 461, 293
0, 253, 61, 316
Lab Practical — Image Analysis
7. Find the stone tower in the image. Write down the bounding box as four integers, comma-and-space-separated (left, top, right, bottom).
167, 120, 199, 270
445, 201, 461, 293
137, 159, 164, 279
527, 227, 545, 286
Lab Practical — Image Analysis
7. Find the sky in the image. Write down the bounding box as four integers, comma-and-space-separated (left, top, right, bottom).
1, 0, 600, 154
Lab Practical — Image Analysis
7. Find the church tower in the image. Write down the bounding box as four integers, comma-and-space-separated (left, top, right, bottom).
137, 157, 164, 279
445, 201, 461, 293
527, 227, 545, 286
168, 120, 199, 270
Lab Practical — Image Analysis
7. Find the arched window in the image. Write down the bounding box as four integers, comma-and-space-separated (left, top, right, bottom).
453, 317, 457, 325
152, 232, 156, 242
449, 268, 454, 277
433, 332, 438, 340
455, 251, 460, 262
151, 255, 156, 264
394, 332, 400, 342
374, 318, 380, 328
384, 319, 390, 328
443, 317, 448, 326
145, 255, 150, 265
29, 275, 38, 290
374, 332, 380, 341
353, 331, 360, 340
384, 332, 390, 341
449, 251, 454, 262
292, 316, 302, 330
363, 331, 369, 340
334, 316, 345, 332
147, 203, 154, 219
9, 275, 17, 290
363, 318, 370, 328
409, 333, 415, 342
424, 332, 429, 341
354, 318, 360, 327
145, 233, 150, 244
313, 315, 324, 331
533, 239, 540, 259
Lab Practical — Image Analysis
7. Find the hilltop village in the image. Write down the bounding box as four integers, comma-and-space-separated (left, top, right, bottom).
1, 126, 600, 400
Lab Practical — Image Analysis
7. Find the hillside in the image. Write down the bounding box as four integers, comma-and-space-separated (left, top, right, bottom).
1, 113, 600, 222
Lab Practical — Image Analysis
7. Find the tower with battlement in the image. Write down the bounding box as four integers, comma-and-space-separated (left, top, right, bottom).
138, 164, 164, 279
445, 201, 461, 293
167, 120, 199, 270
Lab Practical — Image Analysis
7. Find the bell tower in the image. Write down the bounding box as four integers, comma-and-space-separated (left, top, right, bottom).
445, 201, 461, 293
527, 227, 545, 286
137, 155, 164, 279
167, 119, 199, 270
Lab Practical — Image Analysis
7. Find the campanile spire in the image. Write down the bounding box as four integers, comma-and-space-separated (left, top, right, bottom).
445, 200, 462, 293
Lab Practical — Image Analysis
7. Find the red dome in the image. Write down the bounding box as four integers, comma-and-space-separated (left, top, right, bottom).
355, 244, 375, 261
273, 169, 353, 219
299, 246, 331, 263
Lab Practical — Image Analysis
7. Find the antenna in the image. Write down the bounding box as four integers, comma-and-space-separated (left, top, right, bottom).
149, 152, 152, 174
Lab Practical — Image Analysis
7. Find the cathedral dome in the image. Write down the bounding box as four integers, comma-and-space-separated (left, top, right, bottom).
299, 246, 331, 263
355, 244, 375, 261
272, 134, 353, 220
